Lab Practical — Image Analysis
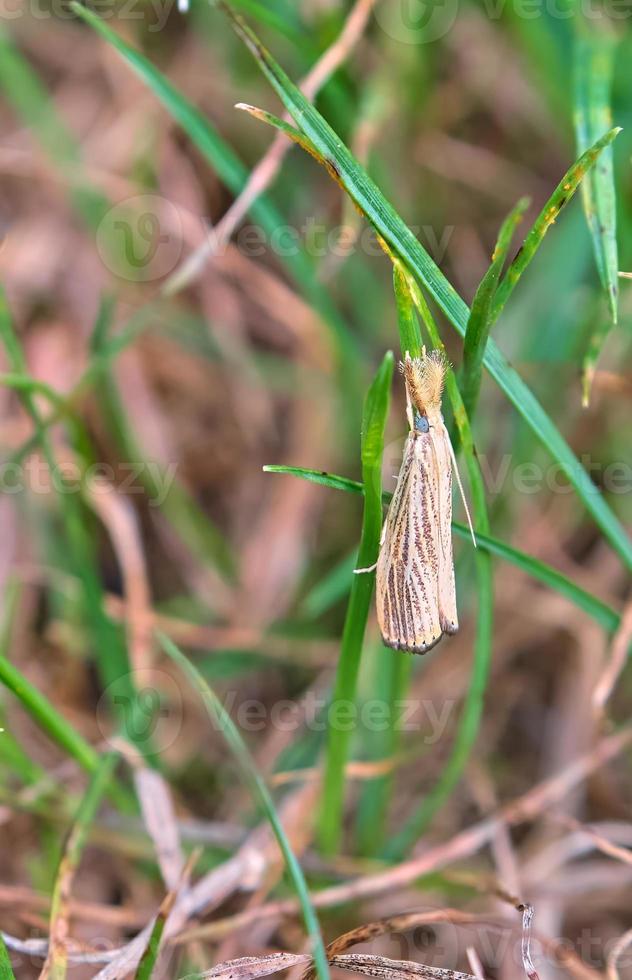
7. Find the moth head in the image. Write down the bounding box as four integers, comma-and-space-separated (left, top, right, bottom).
401, 349, 449, 424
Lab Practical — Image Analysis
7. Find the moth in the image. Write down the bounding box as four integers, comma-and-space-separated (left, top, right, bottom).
359, 349, 475, 654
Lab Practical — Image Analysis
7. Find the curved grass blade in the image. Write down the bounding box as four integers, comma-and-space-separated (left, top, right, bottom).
89, 302, 235, 583
388, 268, 493, 853
218, 4, 631, 573
69, 3, 357, 366
491, 128, 620, 321
0, 290, 134, 724
393, 265, 422, 358
0, 933, 16, 980
573, 30, 619, 327
44, 752, 118, 980
263, 465, 364, 496
319, 351, 394, 854
301, 550, 359, 619
581, 315, 614, 408
157, 631, 330, 980
0, 27, 109, 230
462, 198, 529, 421
0, 646, 135, 815
264, 466, 619, 632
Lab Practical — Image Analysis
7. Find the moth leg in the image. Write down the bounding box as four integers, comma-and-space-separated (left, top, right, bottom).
354, 562, 377, 574
353, 520, 386, 574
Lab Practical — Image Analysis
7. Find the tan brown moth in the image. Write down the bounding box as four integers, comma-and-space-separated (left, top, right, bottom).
359, 348, 475, 654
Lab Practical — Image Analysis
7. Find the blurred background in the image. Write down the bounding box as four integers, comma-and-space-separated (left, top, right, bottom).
0, 0, 632, 977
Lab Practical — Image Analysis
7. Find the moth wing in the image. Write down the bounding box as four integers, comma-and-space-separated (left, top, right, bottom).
432, 423, 458, 635
376, 433, 443, 653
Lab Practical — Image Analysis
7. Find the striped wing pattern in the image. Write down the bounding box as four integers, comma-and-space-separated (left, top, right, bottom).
376, 424, 457, 654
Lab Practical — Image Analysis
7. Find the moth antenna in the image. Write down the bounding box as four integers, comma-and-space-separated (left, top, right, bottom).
447, 438, 477, 547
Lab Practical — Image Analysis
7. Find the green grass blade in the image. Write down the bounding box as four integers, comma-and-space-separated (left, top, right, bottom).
220, 5, 631, 573
355, 646, 411, 855
0, 27, 109, 229
0, 934, 16, 980
157, 631, 330, 980
89, 308, 235, 583
581, 315, 615, 408
388, 268, 493, 854
573, 30, 619, 327
134, 915, 167, 980
492, 128, 620, 320
45, 752, 118, 980
319, 351, 394, 855
450, 523, 618, 633
0, 650, 99, 776
393, 264, 422, 358
0, 290, 132, 711
69, 3, 357, 367
301, 550, 359, 619
263, 465, 362, 496
462, 198, 529, 420
134, 877, 185, 980
264, 466, 619, 632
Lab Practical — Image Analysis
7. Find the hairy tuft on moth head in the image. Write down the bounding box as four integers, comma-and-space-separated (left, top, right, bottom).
401, 350, 449, 423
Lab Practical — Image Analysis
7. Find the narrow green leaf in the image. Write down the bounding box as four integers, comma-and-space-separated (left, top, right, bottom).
0, 936, 15, 980
0, 290, 133, 722
221, 5, 630, 573
264, 465, 620, 632
0, 27, 109, 229
493, 127, 620, 320
393, 265, 422, 358
69, 2, 358, 367
89, 307, 235, 583
462, 198, 529, 421
388, 268, 493, 853
450, 523, 618, 633
301, 550, 359, 619
0, 651, 97, 776
263, 465, 362, 496
574, 30, 619, 326
236, 102, 321, 156
581, 316, 614, 407
355, 646, 412, 855
45, 752, 118, 980
319, 351, 394, 854
157, 631, 330, 980
134, 914, 168, 980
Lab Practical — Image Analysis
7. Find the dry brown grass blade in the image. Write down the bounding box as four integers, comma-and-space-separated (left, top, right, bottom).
593, 593, 632, 714
188, 953, 312, 980
549, 813, 632, 867
331, 953, 477, 980
182, 779, 320, 920
606, 926, 632, 980
85, 475, 153, 675
465, 949, 486, 980
175, 726, 632, 947
132, 764, 185, 890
